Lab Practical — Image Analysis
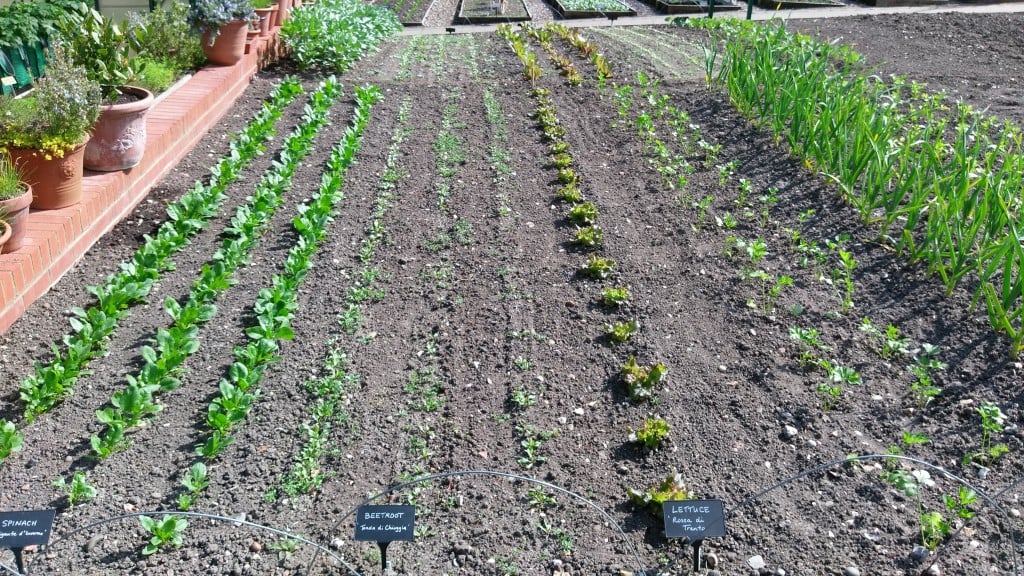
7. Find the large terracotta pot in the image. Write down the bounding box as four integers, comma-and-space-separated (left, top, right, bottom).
85, 86, 155, 172
10, 143, 87, 210
0, 182, 32, 253
201, 20, 249, 66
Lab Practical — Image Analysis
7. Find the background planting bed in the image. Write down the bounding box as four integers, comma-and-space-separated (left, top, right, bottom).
2, 12, 1024, 576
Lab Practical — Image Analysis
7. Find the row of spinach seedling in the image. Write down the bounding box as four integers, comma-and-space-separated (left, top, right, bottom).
0, 79, 306, 468
148, 83, 384, 555
88, 78, 345, 461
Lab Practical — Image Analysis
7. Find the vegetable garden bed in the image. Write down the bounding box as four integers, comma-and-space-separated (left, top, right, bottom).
545, 0, 636, 19
455, 0, 532, 25
640, 0, 741, 15
2, 11, 1024, 576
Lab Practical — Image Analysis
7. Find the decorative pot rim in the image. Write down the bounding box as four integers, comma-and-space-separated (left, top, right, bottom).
99, 86, 155, 114
0, 181, 33, 209
0, 220, 12, 246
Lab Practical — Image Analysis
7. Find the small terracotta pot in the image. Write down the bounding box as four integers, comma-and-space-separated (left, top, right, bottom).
274, 0, 291, 27
201, 20, 249, 66
10, 143, 88, 210
254, 7, 274, 36
0, 182, 31, 253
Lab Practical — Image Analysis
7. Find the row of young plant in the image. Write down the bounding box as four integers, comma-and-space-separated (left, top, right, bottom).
280, 0, 401, 74
169, 83, 383, 533
498, 26, 681, 511
0, 79, 305, 468
87, 78, 345, 461
269, 95, 414, 505
686, 18, 1024, 357
617, 39, 1011, 553
133, 84, 383, 558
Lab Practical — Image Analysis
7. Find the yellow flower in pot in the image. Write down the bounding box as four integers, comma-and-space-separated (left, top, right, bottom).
0, 43, 101, 210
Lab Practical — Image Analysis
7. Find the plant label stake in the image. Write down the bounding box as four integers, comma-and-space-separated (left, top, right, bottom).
0, 509, 56, 575
662, 500, 726, 572
354, 505, 415, 575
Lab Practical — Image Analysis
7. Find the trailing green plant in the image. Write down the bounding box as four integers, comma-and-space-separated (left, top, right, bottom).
621, 356, 666, 402
53, 471, 97, 507
627, 472, 695, 516
281, 0, 401, 73
139, 514, 188, 555
629, 417, 670, 449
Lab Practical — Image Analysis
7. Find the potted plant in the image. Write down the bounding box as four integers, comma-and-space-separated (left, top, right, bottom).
187, 0, 258, 66
0, 151, 31, 253
251, 0, 277, 37
0, 43, 100, 210
58, 7, 154, 172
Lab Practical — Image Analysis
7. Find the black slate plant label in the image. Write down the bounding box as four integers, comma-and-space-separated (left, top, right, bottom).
353, 505, 415, 542
0, 510, 57, 549
662, 499, 726, 539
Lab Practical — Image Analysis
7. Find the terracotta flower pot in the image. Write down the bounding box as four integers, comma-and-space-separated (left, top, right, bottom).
254, 7, 274, 37
201, 20, 249, 66
10, 143, 88, 210
0, 182, 32, 253
85, 86, 155, 172
274, 0, 291, 27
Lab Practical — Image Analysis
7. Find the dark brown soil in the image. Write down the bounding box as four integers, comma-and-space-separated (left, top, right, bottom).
1, 13, 1022, 576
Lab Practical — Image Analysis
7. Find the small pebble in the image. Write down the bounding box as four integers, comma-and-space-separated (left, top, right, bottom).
844, 567, 860, 576
910, 545, 930, 562
748, 555, 766, 570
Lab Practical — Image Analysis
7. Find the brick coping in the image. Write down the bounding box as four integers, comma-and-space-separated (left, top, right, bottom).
0, 32, 286, 334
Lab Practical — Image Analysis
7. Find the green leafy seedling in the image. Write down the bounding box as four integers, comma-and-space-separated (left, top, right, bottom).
581, 255, 615, 279
601, 286, 631, 307
53, 472, 97, 507
568, 201, 599, 226
0, 420, 23, 461
573, 226, 603, 248
627, 472, 695, 517
622, 356, 667, 402
604, 319, 639, 344
629, 417, 670, 449
139, 514, 188, 555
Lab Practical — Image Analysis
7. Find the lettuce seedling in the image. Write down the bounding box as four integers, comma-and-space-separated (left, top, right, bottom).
568, 202, 599, 226
627, 472, 695, 517
622, 356, 667, 402
604, 319, 639, 344
629, 417, 670, 449
53, 472, 97, 507
573, 226, 604, 249
601, 286, 631, 307
581, 255, 615, 279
